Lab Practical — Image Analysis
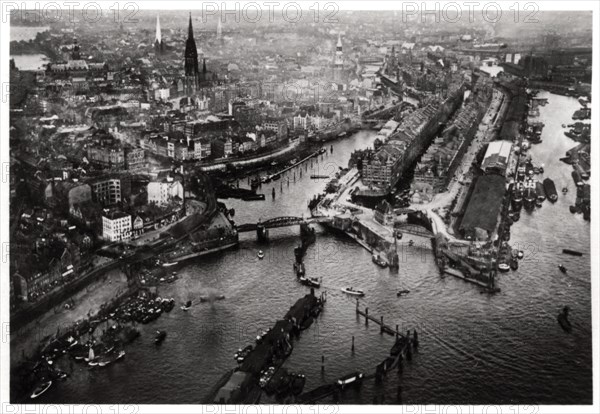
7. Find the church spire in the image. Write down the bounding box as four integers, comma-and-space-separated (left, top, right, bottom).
184, 12, 199, 77
154, 14, 163, 53
155, 14, 161, 44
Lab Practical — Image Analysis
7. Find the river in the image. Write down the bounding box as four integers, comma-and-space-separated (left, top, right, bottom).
35, 96, 592, 404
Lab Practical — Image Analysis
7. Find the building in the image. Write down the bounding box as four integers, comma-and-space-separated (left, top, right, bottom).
87, 141, 125, 169
184, 13, 216, 93
102, 211, 132, 242
459, 175, 506, 240
91, 177, 122, 206
374, 200, 394, 226
147, 177, 184, 206
481, 140, 513, 175
125, 146, 145, 170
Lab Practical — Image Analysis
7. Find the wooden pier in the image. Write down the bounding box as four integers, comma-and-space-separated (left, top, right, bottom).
356, 302, 406, 338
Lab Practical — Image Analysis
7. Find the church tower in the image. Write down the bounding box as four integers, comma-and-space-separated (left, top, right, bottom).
333, 33, 344, 81
72, 38, 81, 60
154, 14, 164, 54
216, 18, 222, 41
184, 12, 199, 93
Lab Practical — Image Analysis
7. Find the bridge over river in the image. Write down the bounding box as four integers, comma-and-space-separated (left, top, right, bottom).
236, 216, 332, 233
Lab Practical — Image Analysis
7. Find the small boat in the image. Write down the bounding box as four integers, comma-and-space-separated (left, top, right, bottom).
408, 240, 415, 247
341, 287, 365, 297
299, 276, 320, 288
498, 263, 510, 272
257, 250, 265, 259
155, 330, 167, 345
543, 178, 558, 202
234, 345, 253, 363
30, 381, 52, 399
396, 289, 410, 297
337, 372, 364, 389
181, 300, 192, 311
115, 350, 126, 361
558, 264, 567, 273
563, 249, 583, 257
162, 261, 179, 268
517, 250, 524, 259
557, 306, 572, 333
199, 295, 226, 302
372, 254, 388, 268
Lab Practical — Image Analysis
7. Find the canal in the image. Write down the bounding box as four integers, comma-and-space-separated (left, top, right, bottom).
38, 95, 591, 404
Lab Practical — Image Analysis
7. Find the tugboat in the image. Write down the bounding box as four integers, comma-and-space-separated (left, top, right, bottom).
558, 264, 567, 273
30, 381, 52, 399
372, 253, 388, 268
299, 276, 321, 288
181, 300, 192, 311
257, 250, 265, 259
557, 306, 572, 333
341, 287, 365, 297
155, 330, 167, 345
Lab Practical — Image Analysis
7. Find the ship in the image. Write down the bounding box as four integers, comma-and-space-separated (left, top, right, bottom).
535, 181, 546, 202
372, 253, 388, 268
572, 170, 583, 187
543, 178, 558, 202
524, 186, 536, 211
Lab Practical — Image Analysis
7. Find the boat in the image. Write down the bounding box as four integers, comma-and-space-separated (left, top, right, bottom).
336, 372, 364, 389
563, 249, 583, 257
572, 171, 583, 187
557, 306, 572, 333
498, 263, 510, 272
543, 178, 558, 202
558, 264, 567, 273
396, 289, 410, 297
299, 276, 320, 288
242, 194, 266, 201
84, 347, 96, 363
30, 381, 52, 399
408, 240, 415, 247
199, 294, 225, 302
257, 250, 265, 259
294, 262, 305, 277
155, 330, 167, 345
181, 300, 192, 311
562, 187, 569, 194
372, 253, 388, 268
115, 350, 126, 361
162, 261, 179, 268
517, 250, 524, 259
535, 181, 546, 202
234, 345, 254, 363
341, 287, 365, 297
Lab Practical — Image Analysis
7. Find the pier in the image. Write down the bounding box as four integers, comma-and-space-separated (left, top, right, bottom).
356, 303, 407, 338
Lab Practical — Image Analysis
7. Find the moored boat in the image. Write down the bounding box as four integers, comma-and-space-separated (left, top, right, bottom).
372, 253, 388, 268
257, 250, 265, 259
543, 178, 558, 202
336, 372, 364, 389
30, 381, 52, 399
155, 330, 167, 345
498, 263, 510, 272
181, 300, 192, 311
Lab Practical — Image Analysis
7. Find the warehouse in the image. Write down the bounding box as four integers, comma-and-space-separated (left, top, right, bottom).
459, 175, 506, 241
481, 140, 513, 175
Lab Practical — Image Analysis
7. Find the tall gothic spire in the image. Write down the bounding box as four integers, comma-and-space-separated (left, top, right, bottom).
184, 12, 199, 77
155, 14, 161, 44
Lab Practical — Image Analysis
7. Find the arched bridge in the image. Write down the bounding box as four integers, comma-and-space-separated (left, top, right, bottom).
236, 216, 332, 233
396, 223, 435, 238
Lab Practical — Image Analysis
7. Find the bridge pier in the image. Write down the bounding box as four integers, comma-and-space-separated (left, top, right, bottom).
257, 224, 269, 243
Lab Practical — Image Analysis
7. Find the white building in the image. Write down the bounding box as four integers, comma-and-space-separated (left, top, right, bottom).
155, 88, 170, 101
147, 177, 184, 205
102, 211, 132, 242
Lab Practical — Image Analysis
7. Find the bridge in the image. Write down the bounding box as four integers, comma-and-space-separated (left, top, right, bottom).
396, 223, 435, 238
236, 216, 332, 233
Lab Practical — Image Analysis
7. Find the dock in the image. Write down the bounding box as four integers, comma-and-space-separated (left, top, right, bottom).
267, 149, 325, 181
